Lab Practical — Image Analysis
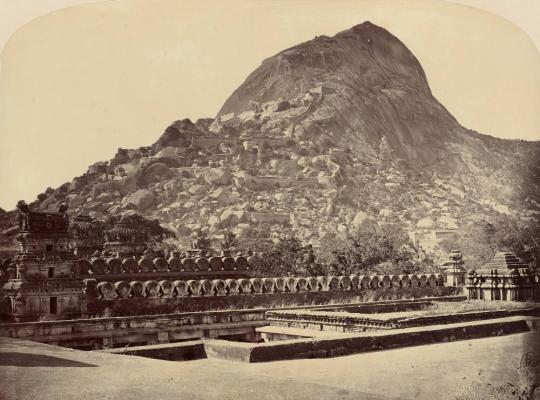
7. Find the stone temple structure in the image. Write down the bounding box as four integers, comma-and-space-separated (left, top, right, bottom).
1, 202, 87, 322
69, 214, 104, 256
2, 204, 536, 325
0, 203, 260, 322
441, 250, 466, 286
466, 251, 539, 301
0, 205, 452, 325
102, 216, 147, 256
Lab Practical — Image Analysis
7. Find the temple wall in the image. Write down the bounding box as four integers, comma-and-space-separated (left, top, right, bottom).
19, 259, 73, 280
19, 237, 70, 254
85, 275, 459, 317
88, 287, 452, 317
88, 273, 446, 300
9, 290, 85, 320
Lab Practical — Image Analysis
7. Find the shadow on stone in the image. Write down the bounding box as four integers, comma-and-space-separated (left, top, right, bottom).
0, 352, 97, 367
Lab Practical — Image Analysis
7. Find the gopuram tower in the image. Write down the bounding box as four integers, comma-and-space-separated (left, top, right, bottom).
0, 201, 87, 322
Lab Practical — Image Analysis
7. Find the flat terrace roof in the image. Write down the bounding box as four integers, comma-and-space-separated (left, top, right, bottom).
268, 301, 540, 323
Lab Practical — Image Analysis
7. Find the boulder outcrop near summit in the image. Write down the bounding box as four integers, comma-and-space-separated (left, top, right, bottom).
218, 22, 488, 168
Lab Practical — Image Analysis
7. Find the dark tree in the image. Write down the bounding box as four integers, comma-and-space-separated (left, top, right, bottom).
236, 229, 318, 276
318, 225, 432, 275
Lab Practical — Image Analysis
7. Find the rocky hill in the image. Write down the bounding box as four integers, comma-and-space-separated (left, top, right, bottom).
218, 22, 501, 171
2, 21, 539, 257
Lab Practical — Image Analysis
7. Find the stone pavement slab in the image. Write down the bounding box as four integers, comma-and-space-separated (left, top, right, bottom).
1, 332, 539, 400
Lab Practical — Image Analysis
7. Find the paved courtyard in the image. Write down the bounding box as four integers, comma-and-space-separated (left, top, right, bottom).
1, 332, 539, 400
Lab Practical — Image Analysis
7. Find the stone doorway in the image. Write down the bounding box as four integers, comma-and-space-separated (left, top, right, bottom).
49, 297, 57, 314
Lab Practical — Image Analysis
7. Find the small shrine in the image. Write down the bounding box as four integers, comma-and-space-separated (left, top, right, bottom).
103, 215, 147, 256
465, 251, 539, 301
188, 230, 211, 257
440, 250, 466, 286
68, 214, 104, 256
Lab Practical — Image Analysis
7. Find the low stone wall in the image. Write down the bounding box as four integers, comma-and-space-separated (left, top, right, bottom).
399, 307, 540, 327
268, 310, 400, 331
0, 295, 462, 349
310, 300, 438, 313
204, 316, 536, 363
266, 305, 540, 332
0, 307, 269, 349
102, 340, 206, 361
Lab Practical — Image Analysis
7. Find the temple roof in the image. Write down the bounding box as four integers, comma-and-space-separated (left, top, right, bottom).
484, 251, 527, 270
17, 211, 69, 234
15, 202, 69, 235
69, 214, 102, 237
441, 250, 465, 269
105, 222, 146, 244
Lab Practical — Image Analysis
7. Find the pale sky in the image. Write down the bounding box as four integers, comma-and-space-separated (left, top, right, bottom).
0, 0, 539, 210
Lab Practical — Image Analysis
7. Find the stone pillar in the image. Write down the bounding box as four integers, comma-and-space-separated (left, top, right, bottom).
465, 272, 478, 300
482, 284, 492, 301
506, 286, 518, 301
102, 337, 113, 349
490, 273, 501, 300
447, 270, 466, 287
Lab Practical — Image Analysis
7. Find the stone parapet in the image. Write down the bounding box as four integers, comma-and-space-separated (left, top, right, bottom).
76, 254, 258, 278
90, 273, 445, 301
466, 270, 540, 302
